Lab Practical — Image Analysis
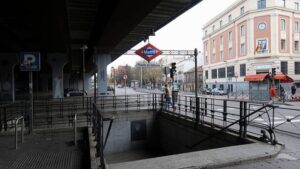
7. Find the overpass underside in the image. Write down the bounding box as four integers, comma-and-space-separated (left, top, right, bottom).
0, 0, 202, 102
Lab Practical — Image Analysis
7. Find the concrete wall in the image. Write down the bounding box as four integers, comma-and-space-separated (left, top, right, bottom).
158, 113, 251, 155
103, 111, 158, 155
103, 110, 251, 156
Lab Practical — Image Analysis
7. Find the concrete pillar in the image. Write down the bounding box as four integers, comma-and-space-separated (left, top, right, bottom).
96, 54, 111, 95
47, 53, 68, 99
0, 54, 18, 102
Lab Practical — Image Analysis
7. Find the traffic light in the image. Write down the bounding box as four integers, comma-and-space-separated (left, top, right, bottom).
171, 62, 176, 73
170, 69, 174, 79
271, 68, 276, 76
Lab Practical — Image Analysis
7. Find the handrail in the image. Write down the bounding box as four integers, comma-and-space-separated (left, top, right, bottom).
15, 116, 24, 150
187, 104, 274, 149
74, 113, 77, 146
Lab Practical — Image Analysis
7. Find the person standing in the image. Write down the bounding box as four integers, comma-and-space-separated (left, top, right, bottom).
280, 85, 285, 103
269, 84, 277, 101
164, 84, 172, 109
291, 84, 297, 97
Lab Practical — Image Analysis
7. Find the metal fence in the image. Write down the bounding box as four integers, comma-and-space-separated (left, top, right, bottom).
163, 95, 300, 143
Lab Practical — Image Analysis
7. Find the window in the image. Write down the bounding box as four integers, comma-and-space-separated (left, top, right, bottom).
281, 61, 288, 75
241, 43, 246, 55
240, 6, 245, 15
218, 68, 226, 78
205, 30, 208, 36
296, 2, 299, 11
229, 47, 233, 58
220, 84, 224, 90
227, 66, 235, 77
257, 0, 266, 9
220, 20, 223, 27
212, 69, 218, 79
205, 55, 208, 64
240, 25, 245, 36
212, 25, 215, 32
240, 64, 246, 76
229, 31, 232, 41
205, 70, 208, 79
281, 19, 286, 31
220, 50, 223, 61
295, 41, 299, 51
220, 36, 223, 45
295, 62, 300, 74
213, 39, 215, 48
281, 39, 286, 50
295, 22, 299, 32
228, 14, 232, 22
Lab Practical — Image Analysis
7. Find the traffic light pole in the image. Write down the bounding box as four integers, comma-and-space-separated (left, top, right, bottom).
194, 48, 200, 128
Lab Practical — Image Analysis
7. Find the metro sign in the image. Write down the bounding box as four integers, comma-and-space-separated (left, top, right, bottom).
135, 43, 162, 62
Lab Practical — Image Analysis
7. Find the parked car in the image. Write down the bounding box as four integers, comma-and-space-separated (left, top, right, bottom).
107, 86, 115, 91
64, 88, 87, 97
203, 88, 212, 95
211, 88, 227, 95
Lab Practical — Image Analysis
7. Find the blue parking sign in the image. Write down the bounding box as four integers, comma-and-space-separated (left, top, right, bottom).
20, 52, 41, 71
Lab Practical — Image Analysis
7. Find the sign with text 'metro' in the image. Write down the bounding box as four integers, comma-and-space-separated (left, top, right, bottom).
135, 43, 161, 62
20, 52, 41, 71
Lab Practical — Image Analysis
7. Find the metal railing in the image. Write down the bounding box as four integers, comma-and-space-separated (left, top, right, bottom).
15, 116, 24, 149
162, 94, 300, 143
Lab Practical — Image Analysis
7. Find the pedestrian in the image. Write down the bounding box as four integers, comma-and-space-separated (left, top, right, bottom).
280, 85, 285, 103
269, 84, 277, 102
164, 84, 172, 109
291, 84, 296, 97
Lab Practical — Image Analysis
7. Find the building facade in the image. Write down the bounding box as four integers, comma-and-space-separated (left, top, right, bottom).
183, 66, 203, 92
203, 0, 300, 94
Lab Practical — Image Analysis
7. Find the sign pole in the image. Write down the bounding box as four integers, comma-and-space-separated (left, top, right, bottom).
29, 71, 33, 133
124, 79, 126, 97
165, 67, 167, 83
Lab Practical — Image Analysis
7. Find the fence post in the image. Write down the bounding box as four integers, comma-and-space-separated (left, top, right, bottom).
243, 101, 247, 138
239, 101, 244, 138
223, 100, 227, 128
195, 97, 200, 128
160, 94, 164, 111
204, 98, 207, 116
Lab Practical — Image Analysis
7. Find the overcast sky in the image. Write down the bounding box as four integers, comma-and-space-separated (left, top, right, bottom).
108, 0, 237, 69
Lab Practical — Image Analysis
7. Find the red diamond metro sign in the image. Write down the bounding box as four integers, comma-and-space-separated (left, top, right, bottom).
135, 43, 162, 62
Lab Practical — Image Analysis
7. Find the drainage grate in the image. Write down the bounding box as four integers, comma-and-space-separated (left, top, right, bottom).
8, 151, 81, 169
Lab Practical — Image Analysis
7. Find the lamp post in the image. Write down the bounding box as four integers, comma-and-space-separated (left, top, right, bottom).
81, 45, 88, 109
194, 48, 200, 128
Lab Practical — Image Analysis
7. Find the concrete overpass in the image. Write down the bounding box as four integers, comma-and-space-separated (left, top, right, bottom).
0, 0, 202, 101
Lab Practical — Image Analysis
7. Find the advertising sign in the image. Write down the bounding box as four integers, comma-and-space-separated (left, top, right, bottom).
135, 43, 162, 62
20, 52, 41, 71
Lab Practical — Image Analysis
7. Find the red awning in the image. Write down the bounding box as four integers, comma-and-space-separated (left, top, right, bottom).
244, 74, 269, 82
274, 74, 294, 83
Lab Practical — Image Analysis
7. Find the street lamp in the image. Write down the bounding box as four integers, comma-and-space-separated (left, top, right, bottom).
81, 45, 88, 108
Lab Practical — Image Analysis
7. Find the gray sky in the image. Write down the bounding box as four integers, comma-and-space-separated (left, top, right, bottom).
108, 0, 237, 69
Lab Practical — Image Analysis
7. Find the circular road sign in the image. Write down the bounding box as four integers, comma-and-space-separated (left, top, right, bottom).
123, 75, 128, 80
